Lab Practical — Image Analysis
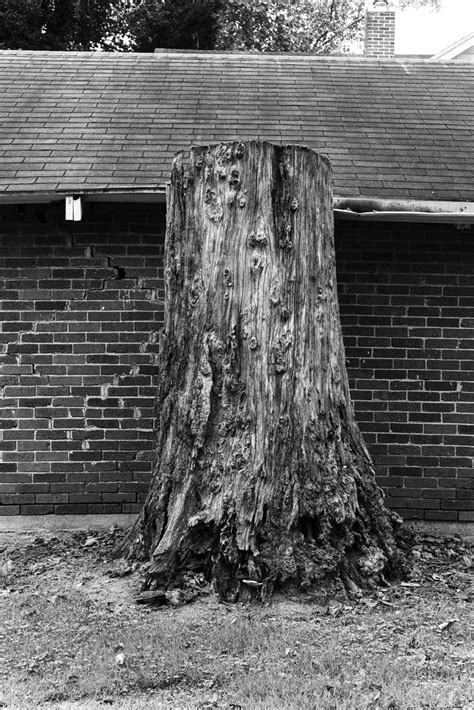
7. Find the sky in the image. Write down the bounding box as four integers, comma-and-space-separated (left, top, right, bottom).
395, 0, 474, 55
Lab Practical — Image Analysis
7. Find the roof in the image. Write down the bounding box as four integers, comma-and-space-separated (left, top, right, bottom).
431, 32, 474, 63
0, 50, 473, 202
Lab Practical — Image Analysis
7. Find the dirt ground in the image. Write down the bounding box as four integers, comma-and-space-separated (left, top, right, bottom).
1, 524, 472, 709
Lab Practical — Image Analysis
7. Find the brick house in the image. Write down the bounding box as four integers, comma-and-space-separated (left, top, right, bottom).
0, 50, 473, 522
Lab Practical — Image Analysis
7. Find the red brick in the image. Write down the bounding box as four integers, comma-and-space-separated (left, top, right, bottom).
50, 483, 83, 494
423, 489, 454, 499
425, 510, 458, 521
21, 505, 54, 514
1, 206, 472, 522
54, 504, 88, 515
87, 503, 122, 514
69, 494, 101, 504
1, 494, 35, 505
36, 493, 69, 504
442, 500, 474, 511
0, 506, 20, 515
85, 482, 118, 493
389, 488, 422, 498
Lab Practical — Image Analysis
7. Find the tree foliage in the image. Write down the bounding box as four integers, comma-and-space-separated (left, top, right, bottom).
0, 0, 116, 50
397, 0, 440, 8
127, 0, 366, 54
127, 0, 442, 53
127, 0, 221, 52
0, 0, 442, 53
213, 0, 441, 54
215, 0, 366, 54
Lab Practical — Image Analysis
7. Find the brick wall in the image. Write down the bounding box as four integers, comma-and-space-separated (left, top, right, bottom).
336, 220, 473, 522
365, 7, 396, 58
1, 204, 472, 521
0, 201, 165, 515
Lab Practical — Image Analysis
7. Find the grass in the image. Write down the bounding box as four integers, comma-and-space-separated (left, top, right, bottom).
0, 528, 472, 709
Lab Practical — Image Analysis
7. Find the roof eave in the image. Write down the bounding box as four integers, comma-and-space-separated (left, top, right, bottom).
0, 190, 473, 224
0, 188, 167, 205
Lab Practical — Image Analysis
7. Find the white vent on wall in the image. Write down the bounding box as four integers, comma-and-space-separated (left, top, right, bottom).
65, 196, 83, 221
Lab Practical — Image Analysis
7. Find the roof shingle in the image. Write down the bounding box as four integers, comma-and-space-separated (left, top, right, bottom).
0, 50, 472, 201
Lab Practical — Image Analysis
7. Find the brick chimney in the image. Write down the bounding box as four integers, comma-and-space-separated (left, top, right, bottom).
365, 0, 396, 58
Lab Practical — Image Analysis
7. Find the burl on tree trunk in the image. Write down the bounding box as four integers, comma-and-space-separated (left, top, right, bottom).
123, 141, 405, 601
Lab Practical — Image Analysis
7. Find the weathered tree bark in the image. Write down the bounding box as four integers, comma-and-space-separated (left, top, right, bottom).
123, 141, 405, 601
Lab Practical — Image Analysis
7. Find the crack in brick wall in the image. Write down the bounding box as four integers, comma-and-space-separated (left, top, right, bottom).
0, 201, 165, 515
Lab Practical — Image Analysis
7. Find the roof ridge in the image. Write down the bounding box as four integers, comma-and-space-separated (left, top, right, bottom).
0, 48, 472, 65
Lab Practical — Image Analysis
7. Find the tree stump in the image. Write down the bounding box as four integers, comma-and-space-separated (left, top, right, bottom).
123, 140, 405, 601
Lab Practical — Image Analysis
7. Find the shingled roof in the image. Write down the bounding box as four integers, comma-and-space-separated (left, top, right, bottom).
0, 50, 473, 202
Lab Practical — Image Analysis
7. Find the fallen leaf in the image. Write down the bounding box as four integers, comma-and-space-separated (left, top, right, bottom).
82, 537, 98, 548
108, 561, 134, 578
167, 589, 182, 606
1, 560, 13, 576
115, 651, 126, 666
438, 618, 458, 632
327, 602, 343, 617
367, 686, 382, 706
353, 668, 366, 687
362, 598, 379, 610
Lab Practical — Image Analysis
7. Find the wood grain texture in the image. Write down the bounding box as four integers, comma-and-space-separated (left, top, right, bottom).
123, 141, 405, 600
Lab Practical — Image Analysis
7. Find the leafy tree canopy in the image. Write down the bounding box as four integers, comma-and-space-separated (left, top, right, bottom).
398, 0, 440, 8
214, 0, 366, 54
0, 0, 117, 50
128, 0, 441, 55
0, 0, 443, 53
127, 0, 366, 54
127, 0, 221, 52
